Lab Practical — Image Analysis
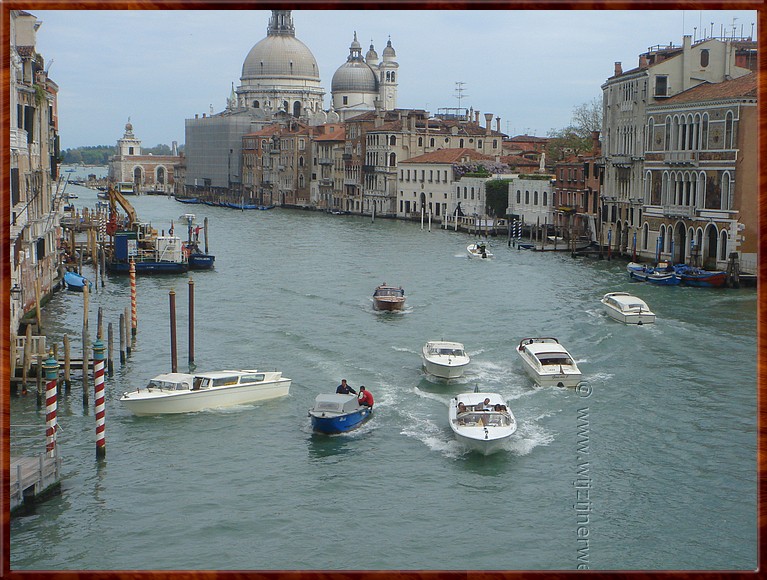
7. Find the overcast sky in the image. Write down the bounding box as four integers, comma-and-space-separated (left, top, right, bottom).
31, 8, 757, 150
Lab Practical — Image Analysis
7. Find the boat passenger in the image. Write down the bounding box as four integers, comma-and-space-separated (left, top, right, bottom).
358, 386, 374, 407
475, 398, 491, 411
336, 379, 357, 395
457, 402, 467, 414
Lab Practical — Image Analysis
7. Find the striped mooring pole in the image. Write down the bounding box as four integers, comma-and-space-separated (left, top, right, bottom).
93, 338, 106, 460
44, 353, 59, 457
129, 259, 137, 337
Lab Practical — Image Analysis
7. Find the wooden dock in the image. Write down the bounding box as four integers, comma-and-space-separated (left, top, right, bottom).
10, 451, 62, 515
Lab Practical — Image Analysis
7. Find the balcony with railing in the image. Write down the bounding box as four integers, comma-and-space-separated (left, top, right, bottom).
318, 158, 333, 165
663, 151, 699, 166
661, 204, 696, 218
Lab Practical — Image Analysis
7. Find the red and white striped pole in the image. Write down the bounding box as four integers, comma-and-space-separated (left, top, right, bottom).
129, 258, 137, 337
43, 354, 59, 457
93, 338, 106, 460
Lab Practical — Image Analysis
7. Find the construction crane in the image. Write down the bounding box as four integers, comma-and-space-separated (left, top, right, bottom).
106, 184, 137, 235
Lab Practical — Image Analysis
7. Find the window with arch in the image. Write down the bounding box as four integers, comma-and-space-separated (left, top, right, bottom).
478, 140, 483, 148
299, 174, 304, 188
701, 113, 709, 149
525, 190, 530, 204
516, 190, 521, 203
721, 172, 731, 210
664, 116, 672, 150
298, 156, 304, 167
389, 153, 396, 167
458, 139, 463, 148
470, 187, 475, 200
534, 191, 539, 205
254, 100, 260, 108
700, 49, 709, 67
647, 118, 654, 151
642, 223, 649, 250
418, 137, 423, 147
725, 111, 734, 149
430, 138, 435, 147
391, 72, 395, 82
719, 230, 728, 261
293, 102, 301, 117
390, 135, 396, 146
543, 191, 548, 206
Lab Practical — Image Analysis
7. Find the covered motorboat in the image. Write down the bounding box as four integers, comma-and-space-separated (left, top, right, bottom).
516, 337, 582, 388
120, 369, 291, 415
373, 283, 406, 311
626, 261, 680, 286
449, 391, 516, 455
308, 393, 373, 434
601, 292, 655, 325
422, 340, 471, 379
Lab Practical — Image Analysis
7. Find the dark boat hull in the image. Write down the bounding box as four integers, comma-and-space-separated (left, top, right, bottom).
310, 407, 372, 434
189, 253, 215, 270
107, 261, 188, 274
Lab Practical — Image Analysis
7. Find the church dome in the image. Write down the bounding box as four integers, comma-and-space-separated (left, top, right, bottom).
241, 12, 320, 81
382, 39, 396, 61
331, 33, 378, 93
332, 61, 378, 92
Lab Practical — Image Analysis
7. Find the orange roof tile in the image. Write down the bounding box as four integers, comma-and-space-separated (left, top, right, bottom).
661, 72, 757, 104
400, 148, 495, 165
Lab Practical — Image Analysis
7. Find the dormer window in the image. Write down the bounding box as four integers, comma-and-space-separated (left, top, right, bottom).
700, 49, 709, 68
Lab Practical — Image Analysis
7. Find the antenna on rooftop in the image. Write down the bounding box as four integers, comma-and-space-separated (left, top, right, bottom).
454, 81, 468, 110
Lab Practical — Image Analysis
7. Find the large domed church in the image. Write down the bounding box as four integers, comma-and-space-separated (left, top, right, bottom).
184, 9, 398, 193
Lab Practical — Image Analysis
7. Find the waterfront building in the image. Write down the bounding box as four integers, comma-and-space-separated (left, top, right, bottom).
107, 120, 181, 194
642, 72, 757, 270
9, 9, 61, 336
506, 175, 556, 228
311, 124, 346, 210
397, 148, 496, 221
600, 33, 756, 256
552, 131, 602, 242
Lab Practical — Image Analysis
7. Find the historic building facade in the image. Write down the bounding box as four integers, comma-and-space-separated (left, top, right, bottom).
108, 120, 181, 193
600, 34, 755, 256
642, 72, 757, 270
10, 9, 61, 335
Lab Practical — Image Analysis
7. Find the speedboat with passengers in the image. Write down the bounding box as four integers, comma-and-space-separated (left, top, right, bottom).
308, 393, 373, 434
372, 283, 406, 311
449, 391, 517, 455
516, 337, 582, 388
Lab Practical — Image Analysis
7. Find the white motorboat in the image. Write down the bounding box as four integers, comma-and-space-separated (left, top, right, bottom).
601, 292, 656, 325
422, 340, 471, 379
467, 241, 493, 259
449, 391, 517, 455
120, 369, 291, 415
516, 337, 582, 388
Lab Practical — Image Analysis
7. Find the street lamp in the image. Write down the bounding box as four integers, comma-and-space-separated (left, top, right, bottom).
10, 284, 22, 300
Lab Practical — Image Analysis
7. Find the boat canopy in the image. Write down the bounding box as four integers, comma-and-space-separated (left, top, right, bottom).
147, 374, 194, 391
535, 352, 573, 366
312, 393, 360, 414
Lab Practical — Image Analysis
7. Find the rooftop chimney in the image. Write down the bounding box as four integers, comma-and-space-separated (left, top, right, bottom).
614, 61, 623, 76
639, 54, 649, 68
495, 117, 501, 133
484, 113, 493, 135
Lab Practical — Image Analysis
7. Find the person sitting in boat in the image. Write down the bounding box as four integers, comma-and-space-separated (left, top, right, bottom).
475, 398, 491, 411
457, 402, 467, 414
358, 386, 374, 408
336, 379, 357, 395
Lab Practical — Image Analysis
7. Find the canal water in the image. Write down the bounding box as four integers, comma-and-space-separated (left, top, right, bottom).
10, 175, 757, 570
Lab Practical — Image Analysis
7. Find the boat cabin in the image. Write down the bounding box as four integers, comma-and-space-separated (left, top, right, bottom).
534, 352, 574, 366
374, 286, 404, 298
428, 345, 465, 357
146, 373, 194, 391
193, 371, 267, 390
603, 293, 649, 313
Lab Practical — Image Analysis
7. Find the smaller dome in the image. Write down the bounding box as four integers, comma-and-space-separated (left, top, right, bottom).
331, 61, 378, 92
383, 39, 396, 60
366, 42, 378, 62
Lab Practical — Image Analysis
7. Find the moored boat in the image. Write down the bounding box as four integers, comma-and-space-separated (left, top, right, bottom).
422, 340, 471, 379
601, 292, 655, 325
449, 391, 517, 455
107, 225, 189, 274
120, 369, 291, 416
179, 213, 215, 270
674, 264, 727, 288
626, 261, 680, 285
63, 271, 92, 292
467, 241, 493, 259
308, 393, 373, 434
516, 337, 582, 388
373, 283, 406, 311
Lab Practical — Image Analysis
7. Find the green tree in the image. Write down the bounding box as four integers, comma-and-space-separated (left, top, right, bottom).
546, 97, 602, 161
485, 179, 512, 217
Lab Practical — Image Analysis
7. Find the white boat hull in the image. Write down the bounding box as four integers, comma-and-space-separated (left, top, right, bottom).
603, 306, 656, 325
423, 357, 470, 379
121, 378, 291, 415
518, 359, 581, 388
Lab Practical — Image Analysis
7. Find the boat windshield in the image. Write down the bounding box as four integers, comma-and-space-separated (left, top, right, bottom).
537, 353, 573, 366
433, 348, 464, 356
147, 379, 189, 391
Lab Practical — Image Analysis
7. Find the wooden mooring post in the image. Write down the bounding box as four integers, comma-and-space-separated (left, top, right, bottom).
119, 313, 126, 365
169, 289, 178, 373
63, 334, 71, 392
107, 323, 114, 376
82, 326, 89, 408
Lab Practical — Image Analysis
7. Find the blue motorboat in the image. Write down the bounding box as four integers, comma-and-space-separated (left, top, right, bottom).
626, 261, 680, 286
308, 393, 373, 434
63, 271, 92, 292
189, 252, 215, 270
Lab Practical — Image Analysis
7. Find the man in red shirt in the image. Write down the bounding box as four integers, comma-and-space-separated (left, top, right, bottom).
358, 386, 374, 408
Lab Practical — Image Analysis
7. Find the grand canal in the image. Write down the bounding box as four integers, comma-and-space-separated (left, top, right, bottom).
10, 173, 757, 570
